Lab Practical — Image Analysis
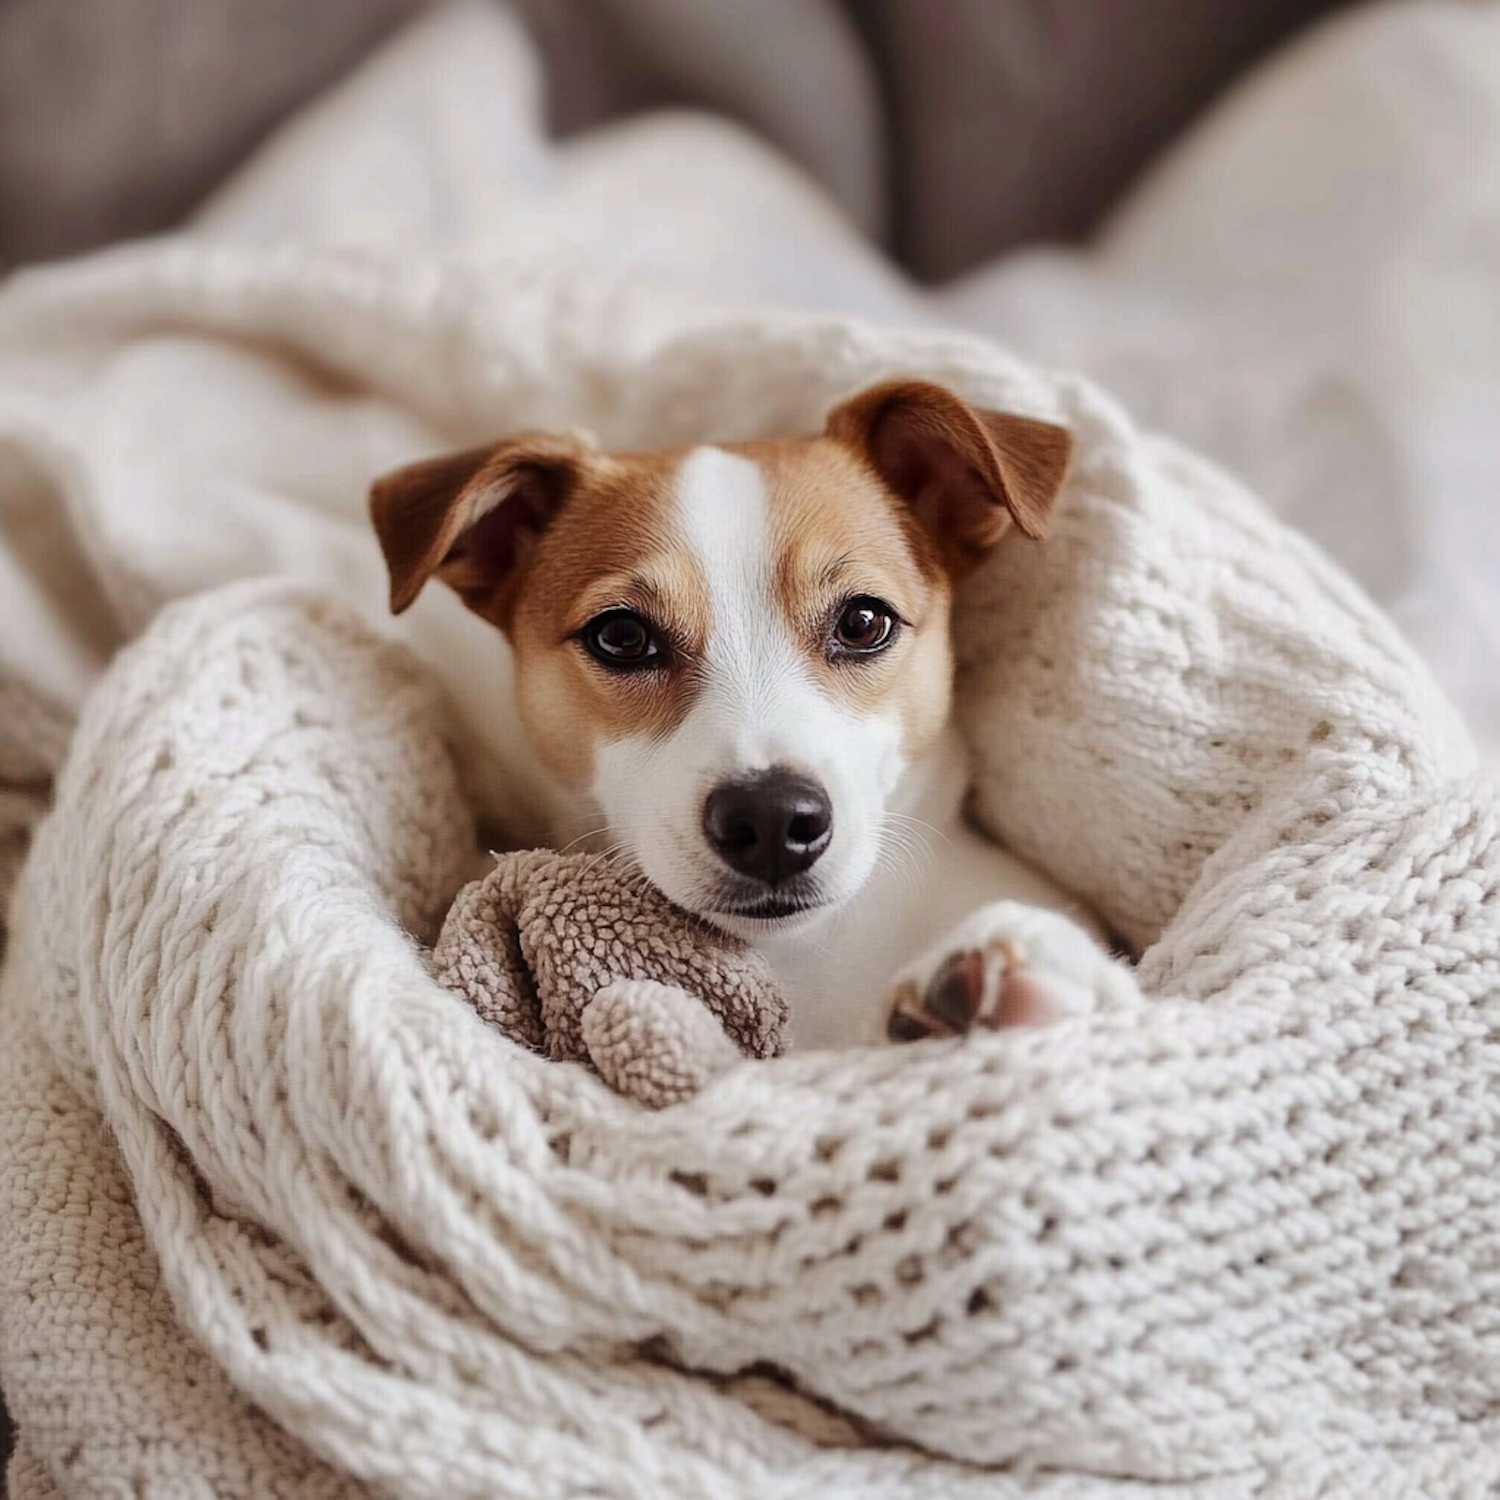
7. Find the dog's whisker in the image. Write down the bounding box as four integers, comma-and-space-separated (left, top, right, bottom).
606, 853, 658, 903
882, 820, 931, 852
599, 845, 639, 878
881, 818, 936, 864
574, 838, 637, 885
882, 858, 924, 900
559, 825, 612, 855
877, 826, 933, 899
886, 810, 952, 852
885, 829, 946, 869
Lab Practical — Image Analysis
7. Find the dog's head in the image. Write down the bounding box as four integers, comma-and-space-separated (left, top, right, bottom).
371, 380, 1070, 936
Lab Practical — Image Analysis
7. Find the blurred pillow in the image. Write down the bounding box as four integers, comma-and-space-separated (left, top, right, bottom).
508, 0, 887, 241
0, 0, 1349, 279
0, 0, 426, 267
845, 0, 1353, 280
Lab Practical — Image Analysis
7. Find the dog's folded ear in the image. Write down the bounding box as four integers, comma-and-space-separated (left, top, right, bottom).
370, 431, 595, 623
824, 379, 1072, 576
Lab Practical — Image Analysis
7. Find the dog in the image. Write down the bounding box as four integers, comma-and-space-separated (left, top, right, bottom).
370, 379, 1136, 1051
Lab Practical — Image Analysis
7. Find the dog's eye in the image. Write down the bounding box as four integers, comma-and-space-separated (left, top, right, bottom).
582, 610, 664, 669
832, 597, 898, 655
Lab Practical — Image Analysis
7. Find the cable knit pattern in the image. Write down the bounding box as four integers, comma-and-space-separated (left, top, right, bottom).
3, 349, 1500, 1498
1, 4, 1497, 1488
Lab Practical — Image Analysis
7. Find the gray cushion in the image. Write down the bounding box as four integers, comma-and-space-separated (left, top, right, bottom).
0, 0, 426, 267
846, 0, 1354, 279
1, 0, 1351, 276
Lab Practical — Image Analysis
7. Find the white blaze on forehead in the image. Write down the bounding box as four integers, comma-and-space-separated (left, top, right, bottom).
668, 444, 904, 778
673, 446, 770, 601
672, 445, 793, 754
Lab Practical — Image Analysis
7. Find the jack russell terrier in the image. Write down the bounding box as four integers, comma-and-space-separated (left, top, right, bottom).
371, 379, 1137, 1051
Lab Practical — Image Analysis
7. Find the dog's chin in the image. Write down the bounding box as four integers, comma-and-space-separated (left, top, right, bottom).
634, 841, 880, 942
683, 867, 875, 942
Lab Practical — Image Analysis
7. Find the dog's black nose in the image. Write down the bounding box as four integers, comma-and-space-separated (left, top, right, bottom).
702, 768, 833, 885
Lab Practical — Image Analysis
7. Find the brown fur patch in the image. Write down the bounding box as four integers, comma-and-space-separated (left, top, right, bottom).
370, 380, 1067, 789
504, 449, 707, 787
823, 379, 1071, 575
497, 435, 961, 783
741, 436, 956, 766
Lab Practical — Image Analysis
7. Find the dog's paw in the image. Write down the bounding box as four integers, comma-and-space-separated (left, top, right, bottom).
882, 902, 1139, 1043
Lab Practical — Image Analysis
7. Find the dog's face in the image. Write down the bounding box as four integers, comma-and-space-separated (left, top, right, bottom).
371, 380, 1070, 936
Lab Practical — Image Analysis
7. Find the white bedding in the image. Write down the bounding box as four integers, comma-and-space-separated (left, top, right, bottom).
0, 0, 1497, 885
3, 264, 1495, 1500
4, 5, 1500, 1495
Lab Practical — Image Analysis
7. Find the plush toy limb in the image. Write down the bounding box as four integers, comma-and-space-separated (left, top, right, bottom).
582, 980, 744, 1108
431, 854, 555, 1050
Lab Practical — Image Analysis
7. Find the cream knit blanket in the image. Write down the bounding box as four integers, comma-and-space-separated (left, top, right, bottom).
4, 7, 1500, 1490
4, 325, 1500, 1494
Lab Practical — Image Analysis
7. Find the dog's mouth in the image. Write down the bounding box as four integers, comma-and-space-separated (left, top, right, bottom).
712, 894, 827, 922
693, 874, 837, 932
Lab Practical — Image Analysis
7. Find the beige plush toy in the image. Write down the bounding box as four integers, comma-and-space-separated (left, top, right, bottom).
431, 851, 788, 1108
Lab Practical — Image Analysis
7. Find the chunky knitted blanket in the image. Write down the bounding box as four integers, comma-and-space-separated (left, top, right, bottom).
5, 6, 1500, 1494
5, 311, 1500, 1494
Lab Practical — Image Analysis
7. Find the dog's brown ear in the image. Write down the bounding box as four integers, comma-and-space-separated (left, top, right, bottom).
370, 431, 594, 623
825, 379, 1071, 576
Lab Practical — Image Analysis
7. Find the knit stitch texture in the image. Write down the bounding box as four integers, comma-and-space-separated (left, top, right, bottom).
3, 341, 1499, 1493
1, 2, 1499, 1488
